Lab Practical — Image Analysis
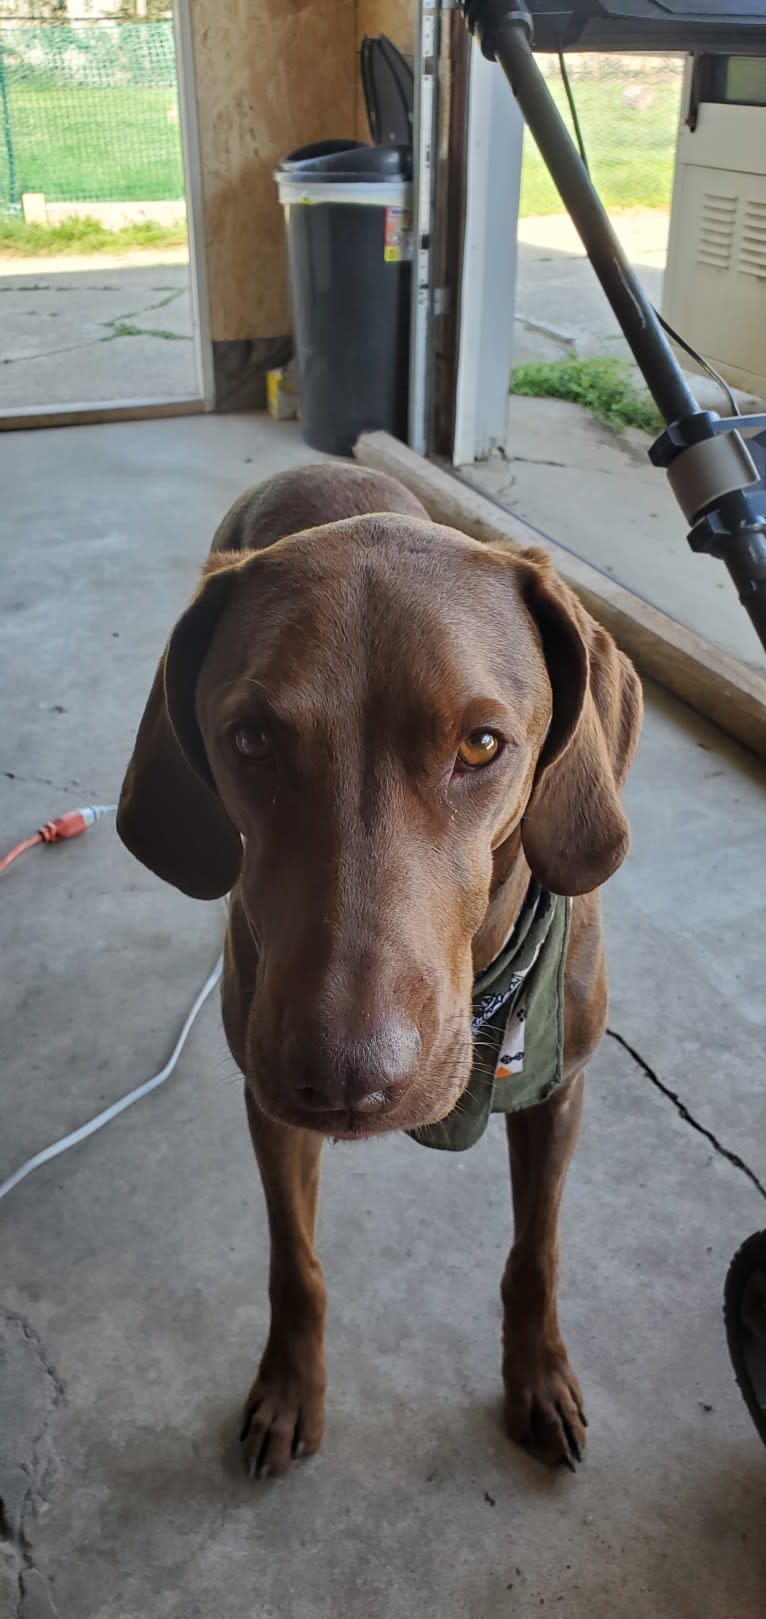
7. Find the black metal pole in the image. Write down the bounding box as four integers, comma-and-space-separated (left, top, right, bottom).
702, 493, 766, 653
466, 7, 697, 423
462, 1, 766, 657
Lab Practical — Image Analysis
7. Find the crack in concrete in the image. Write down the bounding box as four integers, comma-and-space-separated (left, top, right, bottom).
507, 455, 568, 469
0, 1310, 66, 1407
2, 768, 102, 798
0, 284, 122, 294
148, 287, 184, 311
514, 312, 578, 349
101, 303, 190, 343
108, 323, 190, 342
3, 290, 190, 367
3, 321, 191, 366
607, 1027, 766, 1202
2, 336, 111, 367
484, 479, 516, 504
0, 1309, 64, 1619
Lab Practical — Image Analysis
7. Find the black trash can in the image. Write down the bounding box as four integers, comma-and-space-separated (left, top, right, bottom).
275, 140, 413, 456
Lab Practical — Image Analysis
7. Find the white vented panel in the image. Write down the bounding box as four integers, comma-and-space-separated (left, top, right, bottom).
664, 101, 766, 397
739, 197, 766, 280
696, 192, 737, 270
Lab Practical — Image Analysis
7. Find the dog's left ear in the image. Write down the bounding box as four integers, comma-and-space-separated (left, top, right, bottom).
511, 548, 643, 896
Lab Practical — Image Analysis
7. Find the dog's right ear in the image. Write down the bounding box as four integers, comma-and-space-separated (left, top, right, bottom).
117, 560, 245, 900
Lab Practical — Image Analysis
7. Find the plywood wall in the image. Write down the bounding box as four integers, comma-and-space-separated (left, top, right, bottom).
356, 0, 416, 49
190, 0, 357, 344
187, 0, 418, 403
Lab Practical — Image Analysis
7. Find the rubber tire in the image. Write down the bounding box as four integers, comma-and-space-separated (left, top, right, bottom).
724, 1228, 766, 1450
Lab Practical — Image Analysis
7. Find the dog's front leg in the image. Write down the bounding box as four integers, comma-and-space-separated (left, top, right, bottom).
240, 1089, 326, 1477
501, 1071, 586, 1470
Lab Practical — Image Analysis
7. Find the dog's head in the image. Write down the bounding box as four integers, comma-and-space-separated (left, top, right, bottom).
118, 490, 641, 1139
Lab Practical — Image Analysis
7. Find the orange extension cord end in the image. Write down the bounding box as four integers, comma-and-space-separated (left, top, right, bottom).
0, 804, 117, 873
38, 809, 94, 843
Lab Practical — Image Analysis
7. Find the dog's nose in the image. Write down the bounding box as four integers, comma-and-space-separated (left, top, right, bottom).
292, 1018, 421, 1117
296, 1081, 392, 1116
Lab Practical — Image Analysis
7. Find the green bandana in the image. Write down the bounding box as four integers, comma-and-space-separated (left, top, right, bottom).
408, 882, 572, 1152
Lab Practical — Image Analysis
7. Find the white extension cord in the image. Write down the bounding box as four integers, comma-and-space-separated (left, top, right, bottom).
0, 952, 224, 1203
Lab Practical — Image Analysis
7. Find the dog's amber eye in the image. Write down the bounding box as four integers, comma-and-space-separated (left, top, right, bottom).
457, 730, 501, 770
234, 726, 271, 760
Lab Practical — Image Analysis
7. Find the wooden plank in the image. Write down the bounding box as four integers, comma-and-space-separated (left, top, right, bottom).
0, 398, 206, 432
354, 430, 766, 760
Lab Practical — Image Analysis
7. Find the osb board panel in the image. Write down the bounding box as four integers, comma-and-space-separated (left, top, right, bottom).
190, 0, 356, 341
355, 0, 416, 138
356, 0, 416, 45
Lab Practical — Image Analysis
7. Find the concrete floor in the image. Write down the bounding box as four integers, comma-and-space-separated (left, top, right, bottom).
1, 415, 765, 1619
0, 256, 193, 407
514, 209, 669, 372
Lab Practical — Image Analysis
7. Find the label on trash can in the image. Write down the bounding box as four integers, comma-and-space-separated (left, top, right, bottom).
384, 205, 413, 263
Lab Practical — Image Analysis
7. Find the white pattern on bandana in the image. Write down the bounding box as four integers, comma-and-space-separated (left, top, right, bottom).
494, 934, 546, 1081
495, 1001, 528, 1078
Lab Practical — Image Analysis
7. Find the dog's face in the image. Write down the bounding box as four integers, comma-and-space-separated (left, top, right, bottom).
118, 512, 641, 1140
196, 520, 552, 1136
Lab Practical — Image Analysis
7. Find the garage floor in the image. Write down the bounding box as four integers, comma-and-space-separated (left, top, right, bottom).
1, 415, 765, 1619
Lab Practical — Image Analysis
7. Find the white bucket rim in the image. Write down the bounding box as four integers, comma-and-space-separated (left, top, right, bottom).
275, 174, 412, 209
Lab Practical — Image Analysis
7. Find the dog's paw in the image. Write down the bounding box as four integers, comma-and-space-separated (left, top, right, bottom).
240, 1358, 325, 1480
503, 1341, 587, 1472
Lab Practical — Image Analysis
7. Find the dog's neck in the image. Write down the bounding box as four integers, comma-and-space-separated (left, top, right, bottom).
472, 827, 533, 977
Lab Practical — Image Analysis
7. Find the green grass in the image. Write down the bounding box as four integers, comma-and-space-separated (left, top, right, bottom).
0, 213, 187, 256
520, 78, 682, 216
512, 357, 663, 434
1, 68, 678, 235
0, 85, 184, 203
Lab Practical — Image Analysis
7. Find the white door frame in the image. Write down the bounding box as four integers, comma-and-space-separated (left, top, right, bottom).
173, 0, 214, 410
409, 0, 443, 458
451, 41, 523, 466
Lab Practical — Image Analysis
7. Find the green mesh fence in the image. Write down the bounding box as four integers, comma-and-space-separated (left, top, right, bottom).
0, 18, 184, 211
520, 54, 685, 217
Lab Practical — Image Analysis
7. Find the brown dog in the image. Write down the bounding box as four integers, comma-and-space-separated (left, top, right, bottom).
117, 463, 642, 1477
